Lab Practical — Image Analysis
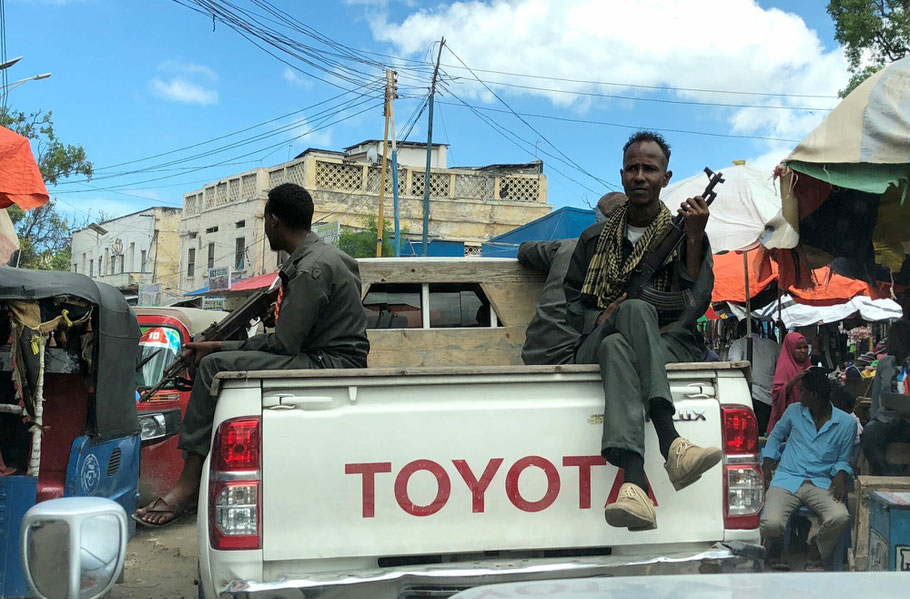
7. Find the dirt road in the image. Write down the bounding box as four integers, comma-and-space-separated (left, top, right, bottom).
110, 520, 199, 599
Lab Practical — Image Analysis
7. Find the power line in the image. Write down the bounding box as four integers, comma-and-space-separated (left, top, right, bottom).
436, 100, 803, 143
441, 47, 619, 192
442, 75, 836, 112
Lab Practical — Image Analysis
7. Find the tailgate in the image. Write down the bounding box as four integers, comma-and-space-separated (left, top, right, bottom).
260, 369, 725, 561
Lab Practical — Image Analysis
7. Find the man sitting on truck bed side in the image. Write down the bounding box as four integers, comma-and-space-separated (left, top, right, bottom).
519, 192, 627, 366
564, 131, 721, 531
760, 368, 853, 571
135, 182, 370, 527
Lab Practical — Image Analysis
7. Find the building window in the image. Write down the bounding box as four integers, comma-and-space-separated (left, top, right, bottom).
119, 255, 124, 274
189, 232, 197, 239
99, 256, 103, 277
207, 243, 215, 270
82, 253, 86, 273
235, 220, 245, 228
187, 248, 195, 278
140, 250, 147, 273
111, 255, 116, 275
72, 263, 77, 273
362, 283, 422, 329
235, 237, 245, 270
89, 259, 94, 277
206, 225, 219, 234
129, 242, 135, 272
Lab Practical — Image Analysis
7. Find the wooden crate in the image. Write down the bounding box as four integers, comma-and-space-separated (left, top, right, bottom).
852, 476, 910, 571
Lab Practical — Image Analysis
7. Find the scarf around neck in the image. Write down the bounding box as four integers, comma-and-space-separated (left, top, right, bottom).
581, 201, 675, 309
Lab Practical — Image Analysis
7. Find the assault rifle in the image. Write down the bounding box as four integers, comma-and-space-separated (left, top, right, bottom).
137, 282, 280, 402
623, 167, 725, 306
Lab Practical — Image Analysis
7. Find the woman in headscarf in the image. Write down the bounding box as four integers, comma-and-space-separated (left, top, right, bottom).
766, 332, 811, 434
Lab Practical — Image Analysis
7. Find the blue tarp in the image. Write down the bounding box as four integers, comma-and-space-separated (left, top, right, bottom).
402, 239, 465, 257
481, 206, 595, 258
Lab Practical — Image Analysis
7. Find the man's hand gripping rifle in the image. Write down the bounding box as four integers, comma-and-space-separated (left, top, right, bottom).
623, 167, 725, 304
137, 281, 280, 402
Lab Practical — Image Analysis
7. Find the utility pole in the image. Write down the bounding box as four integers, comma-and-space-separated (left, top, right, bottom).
390, 73, 401, 257
376, 69, 396, 257
421, 37, 445, 257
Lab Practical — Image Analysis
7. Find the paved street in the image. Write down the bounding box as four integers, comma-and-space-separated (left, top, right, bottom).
111, 520, 199, 599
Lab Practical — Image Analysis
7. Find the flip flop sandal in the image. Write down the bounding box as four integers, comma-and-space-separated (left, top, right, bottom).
132, 497, 195, 529
766, 558, 791, 572
804, 560, 826, 572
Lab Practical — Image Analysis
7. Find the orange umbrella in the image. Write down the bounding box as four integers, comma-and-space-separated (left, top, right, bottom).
0, 126, 49, 210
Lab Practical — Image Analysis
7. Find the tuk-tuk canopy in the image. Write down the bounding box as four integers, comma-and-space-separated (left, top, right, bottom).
0, 266, 140, 439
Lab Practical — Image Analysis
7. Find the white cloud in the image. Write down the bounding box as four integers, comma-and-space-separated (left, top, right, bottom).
158, 60, 218, 81
283, 68, 314, 88
150, 78, 219, 105
370, 0, 848, 153
288, 117, 334, 148
149, 60, 219, 105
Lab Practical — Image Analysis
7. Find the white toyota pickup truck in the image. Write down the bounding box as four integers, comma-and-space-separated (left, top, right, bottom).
195, 258, 765, 599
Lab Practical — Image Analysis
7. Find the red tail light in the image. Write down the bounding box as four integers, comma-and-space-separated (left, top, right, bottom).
213, 417, 260, 471
210, 417, 261, 550
722, 405, 759, 454
720, 405, 763, 529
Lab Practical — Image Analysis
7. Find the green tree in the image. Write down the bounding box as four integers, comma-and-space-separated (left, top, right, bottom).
828, 0, 910, 97
1, 107, 93, 269
338, 217, 402, 258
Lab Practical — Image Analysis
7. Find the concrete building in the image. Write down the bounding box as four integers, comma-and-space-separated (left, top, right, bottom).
71, 207, 181, 297
177, 141, 551, 293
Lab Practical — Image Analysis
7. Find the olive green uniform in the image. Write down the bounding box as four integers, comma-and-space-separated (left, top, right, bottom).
179, 233, 369, 456
564, 220, 713, 460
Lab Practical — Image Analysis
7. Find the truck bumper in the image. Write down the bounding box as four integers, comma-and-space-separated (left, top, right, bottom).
219, 542, 764, 599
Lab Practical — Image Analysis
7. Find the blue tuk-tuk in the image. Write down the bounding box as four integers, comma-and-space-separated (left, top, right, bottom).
0, 267, 141, 598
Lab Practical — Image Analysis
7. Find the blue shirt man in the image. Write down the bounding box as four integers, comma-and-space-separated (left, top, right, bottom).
759, 369, 853, 570
762, 402, 855, 494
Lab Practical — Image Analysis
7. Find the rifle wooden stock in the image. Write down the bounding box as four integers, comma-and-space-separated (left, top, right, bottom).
137, 286, 280, 402
624, 167, 725, 300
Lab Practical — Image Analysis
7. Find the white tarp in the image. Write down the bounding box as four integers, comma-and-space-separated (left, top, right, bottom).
731, 294, 903, 328
0, 208, 18, 265
662, 164, 781, 252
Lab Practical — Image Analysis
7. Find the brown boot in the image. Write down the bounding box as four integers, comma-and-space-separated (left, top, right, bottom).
604, 483, 657, 531
664, 437, 722, 491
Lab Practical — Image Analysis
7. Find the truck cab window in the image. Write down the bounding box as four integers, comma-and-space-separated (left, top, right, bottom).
429, 283, 497, 328
362, 283, 422, 329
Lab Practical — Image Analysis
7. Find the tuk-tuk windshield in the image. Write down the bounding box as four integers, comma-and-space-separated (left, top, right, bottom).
135, 326, 182, 390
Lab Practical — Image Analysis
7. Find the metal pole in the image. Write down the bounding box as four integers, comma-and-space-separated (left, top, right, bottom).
422, 38, 445, 257
376, 70, 394, 258
743, 249, 752, 337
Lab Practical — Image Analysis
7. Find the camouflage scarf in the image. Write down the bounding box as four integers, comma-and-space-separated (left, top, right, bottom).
580, 202, 675, 309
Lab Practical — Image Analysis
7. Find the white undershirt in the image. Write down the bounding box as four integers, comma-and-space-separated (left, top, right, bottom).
626, 224, 648, 245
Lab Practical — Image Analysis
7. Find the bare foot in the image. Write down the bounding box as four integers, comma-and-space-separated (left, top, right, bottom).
135, 453, 205, 526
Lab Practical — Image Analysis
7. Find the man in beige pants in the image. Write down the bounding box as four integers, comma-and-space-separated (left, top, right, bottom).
760, 368, 854, 570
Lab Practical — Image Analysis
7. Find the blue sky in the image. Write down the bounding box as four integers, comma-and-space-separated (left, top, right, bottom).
5, 0, 848, 223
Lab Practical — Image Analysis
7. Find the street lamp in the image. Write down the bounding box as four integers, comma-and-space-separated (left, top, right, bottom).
0, 56, 22, 71
1, 72, 51, 97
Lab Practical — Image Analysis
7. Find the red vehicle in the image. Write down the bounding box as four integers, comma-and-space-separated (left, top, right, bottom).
133, 307, 228, 503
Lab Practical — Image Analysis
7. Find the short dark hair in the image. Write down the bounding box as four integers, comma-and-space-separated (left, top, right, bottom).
831, 384, 857, 413
266, 183, 314, 230
623, 131, 671, 164
800, 367, 831, 402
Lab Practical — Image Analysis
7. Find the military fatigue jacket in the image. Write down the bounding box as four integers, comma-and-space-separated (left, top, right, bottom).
222, 233, 369, 367
564, 220, 714, 340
